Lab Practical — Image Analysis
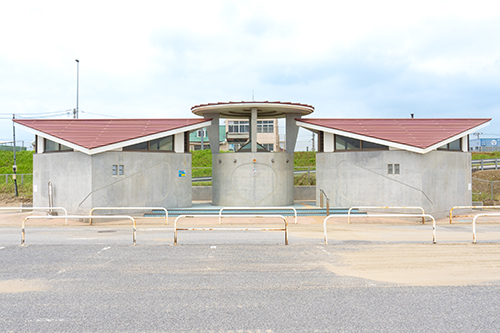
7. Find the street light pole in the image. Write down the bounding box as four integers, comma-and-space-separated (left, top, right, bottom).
74, 59, 79, 119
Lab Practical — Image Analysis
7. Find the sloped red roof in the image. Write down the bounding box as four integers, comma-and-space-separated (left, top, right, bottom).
14, 118, 210, 149
297, 118, 491, 149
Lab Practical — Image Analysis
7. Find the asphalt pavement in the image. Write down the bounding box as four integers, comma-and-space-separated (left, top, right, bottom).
1, 223, 500, 332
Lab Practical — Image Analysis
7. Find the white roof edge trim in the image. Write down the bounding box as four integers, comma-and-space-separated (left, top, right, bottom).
88, 120, 212, 155
18, 120, 212, 156
421, 121, 491, 153
296, 121, 425, 154
297, 120, 491, 154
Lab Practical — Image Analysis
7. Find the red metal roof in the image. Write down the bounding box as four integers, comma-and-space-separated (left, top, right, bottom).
14, 118, 210, 149
297, 118, 491, 149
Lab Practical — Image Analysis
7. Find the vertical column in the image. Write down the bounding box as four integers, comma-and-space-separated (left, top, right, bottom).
285, 113, 301, 153
204, 113, 220, 153
251, 107, 257, 153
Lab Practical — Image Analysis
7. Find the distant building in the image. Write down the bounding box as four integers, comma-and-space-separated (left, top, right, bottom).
189, 126, 226, 151
469, 138, 500, 152
225, 119, 279, 152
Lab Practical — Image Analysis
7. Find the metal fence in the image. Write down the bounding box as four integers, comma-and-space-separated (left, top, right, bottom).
0, 173, 33, 185
472, 159, 500, 171
472, 178, 500, 202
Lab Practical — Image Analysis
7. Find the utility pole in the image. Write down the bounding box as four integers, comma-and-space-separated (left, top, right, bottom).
74, 59, 79, 119
12, 114, 18, 197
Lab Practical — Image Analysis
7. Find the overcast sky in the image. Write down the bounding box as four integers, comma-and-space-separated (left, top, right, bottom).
1, 0, 499, 150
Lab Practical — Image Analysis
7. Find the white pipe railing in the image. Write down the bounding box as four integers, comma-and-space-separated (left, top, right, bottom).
348, 206, 425, 224
0, 206, 68, 225
21, 215, 137, 246
323, 213, 436, 245
472, 213, 500, 243
89, 207, 168, 225
449, 206, 500, 224
174, 214, 288, 245
218, 207, 297, 224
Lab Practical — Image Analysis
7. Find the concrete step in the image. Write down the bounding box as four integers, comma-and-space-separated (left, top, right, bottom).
145, 208, 365, 217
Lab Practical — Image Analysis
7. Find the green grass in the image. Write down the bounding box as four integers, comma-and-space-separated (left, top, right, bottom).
472, 151, 500, 160
0, 151, 33, 174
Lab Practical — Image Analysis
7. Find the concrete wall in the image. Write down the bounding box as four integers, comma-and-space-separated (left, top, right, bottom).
33, 151, 192, 214
212, 152, 294, 206
33, 152, 93, 214
316, 150, 472, 217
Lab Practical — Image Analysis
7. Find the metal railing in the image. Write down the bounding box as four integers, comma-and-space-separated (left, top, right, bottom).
21, 215, 137, 246
472, 158, 499, 171
449, 205, 500, 224
0, 206, 68, 225
348, 206, 426, 224
219, 206, 297, 224
319, 189, 330, 216
0, 173, 33, 185
472, 213, 500, 243
174, 214, 288, 245
323, 213, 436, 245
90, 207, 168, 225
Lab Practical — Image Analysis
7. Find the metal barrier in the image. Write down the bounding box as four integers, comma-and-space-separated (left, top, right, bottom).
0, 206, 68, 225
90, 207, 168, 225
449, 206, 500, 224
174, 214, 288, 245
348, 206, 426, 224
472, 213, 500, 243
21, 215, 137, 246
219, 207, 297, 224
323, 213, 436, 245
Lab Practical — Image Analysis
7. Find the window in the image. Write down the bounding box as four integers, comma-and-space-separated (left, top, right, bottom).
112, 165, 118, 176
438, 138, 462, 151
44, 139, 74, 152
388, 164, 393, 174
119, 165, 124, 175
257, 120, 274, 133
123, 135, 174, 151
228, 121, 249, 133
262, 143, 274, 152
395, 164, 400, 174
334, 135, 388, 151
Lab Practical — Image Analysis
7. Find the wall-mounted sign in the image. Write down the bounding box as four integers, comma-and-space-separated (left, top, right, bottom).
179, 170, 186, 177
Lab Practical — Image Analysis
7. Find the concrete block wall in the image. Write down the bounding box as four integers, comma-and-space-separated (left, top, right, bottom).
34, 151, 192, 214
316, 150, 472, 217
211, 152, 294, 206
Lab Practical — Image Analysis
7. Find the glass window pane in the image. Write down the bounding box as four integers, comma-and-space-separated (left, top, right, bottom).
395, 164, 400, 174
362, 141, 388, 150
335, 136, 346, 150
345, 137, 360, 149
123, 141, 148, 150
60, 144, 73, 151
119, 165, 124, 175
44, 139, 59, 151
388, 164, 393, 174
112, 165, 117, 176
448, 139, 461, 150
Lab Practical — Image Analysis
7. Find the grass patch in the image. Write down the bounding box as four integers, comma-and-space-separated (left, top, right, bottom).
472, 151, 500, 160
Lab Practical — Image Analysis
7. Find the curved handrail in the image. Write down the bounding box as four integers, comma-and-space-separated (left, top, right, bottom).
22, 215, 137, 246
348, 206, 425, 224
319, 189, 330, 216
174, 214, 288, 245
323, 213, 436, 245
472, 213, 500, 243
0, 206, 68, 225
90, 207, 168, 225
449, 206, 500, 224
218, 207, 297, 224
